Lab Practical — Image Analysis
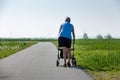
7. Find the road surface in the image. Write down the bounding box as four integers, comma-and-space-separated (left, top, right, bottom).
0, 42, 94, 80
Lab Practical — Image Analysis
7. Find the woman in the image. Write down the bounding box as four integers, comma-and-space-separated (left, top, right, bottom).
58, 17, 75, 67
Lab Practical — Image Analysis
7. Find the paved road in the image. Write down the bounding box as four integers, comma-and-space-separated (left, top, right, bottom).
0, 42, 94, 80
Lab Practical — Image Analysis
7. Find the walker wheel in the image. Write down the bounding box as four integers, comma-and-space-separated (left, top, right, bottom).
72, 58, 76, 67
56, 60, 59, 67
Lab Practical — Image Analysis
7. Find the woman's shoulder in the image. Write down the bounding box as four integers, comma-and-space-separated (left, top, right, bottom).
61, 22, 73, 27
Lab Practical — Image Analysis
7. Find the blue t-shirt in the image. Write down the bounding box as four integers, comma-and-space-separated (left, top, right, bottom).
59, 22, 73, 39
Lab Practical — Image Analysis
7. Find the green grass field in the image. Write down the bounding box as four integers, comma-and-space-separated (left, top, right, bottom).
75, 39, 120, 71
0, 41, 37, 59
0, 38, 56, 59
74, 39, 120, 80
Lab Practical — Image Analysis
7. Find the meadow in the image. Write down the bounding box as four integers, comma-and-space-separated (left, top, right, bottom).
75, 39, 120, 71
0, 39, 37, 59
74, 39, 120, 80
0, 38, 56, 59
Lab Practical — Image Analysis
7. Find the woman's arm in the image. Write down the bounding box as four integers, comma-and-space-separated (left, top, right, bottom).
58, 25, 62, 34
72, 25, 75, 41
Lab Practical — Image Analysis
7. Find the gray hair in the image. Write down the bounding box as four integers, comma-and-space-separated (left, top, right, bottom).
65, 17, 71, 22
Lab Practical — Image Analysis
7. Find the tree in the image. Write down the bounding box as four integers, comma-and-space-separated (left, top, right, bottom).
83, 33, 89, 39
96, 34, 103, 39
104, 34, 112, 39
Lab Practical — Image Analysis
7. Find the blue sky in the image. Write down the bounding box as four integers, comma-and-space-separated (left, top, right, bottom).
0, 0, 120, 38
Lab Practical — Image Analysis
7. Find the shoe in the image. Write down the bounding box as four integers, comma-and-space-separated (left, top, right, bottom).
67, 62, 71, 67
63, 64, 67, 67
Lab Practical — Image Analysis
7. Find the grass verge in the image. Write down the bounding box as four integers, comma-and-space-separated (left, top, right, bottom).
0, 41, 37, 59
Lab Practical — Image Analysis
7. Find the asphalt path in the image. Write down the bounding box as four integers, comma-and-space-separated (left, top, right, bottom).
0, 42, 94, 80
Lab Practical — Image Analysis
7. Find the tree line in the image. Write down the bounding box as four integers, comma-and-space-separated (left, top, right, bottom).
83, 33, 113, 39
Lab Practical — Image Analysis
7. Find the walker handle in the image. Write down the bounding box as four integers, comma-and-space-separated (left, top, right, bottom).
73, 40, 75, 49
73, 41, 75, 44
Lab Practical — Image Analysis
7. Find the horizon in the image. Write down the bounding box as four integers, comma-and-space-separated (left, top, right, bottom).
0, 33, 119, 39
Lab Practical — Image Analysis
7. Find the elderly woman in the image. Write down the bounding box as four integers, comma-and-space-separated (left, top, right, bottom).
58, 17, 75, 67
